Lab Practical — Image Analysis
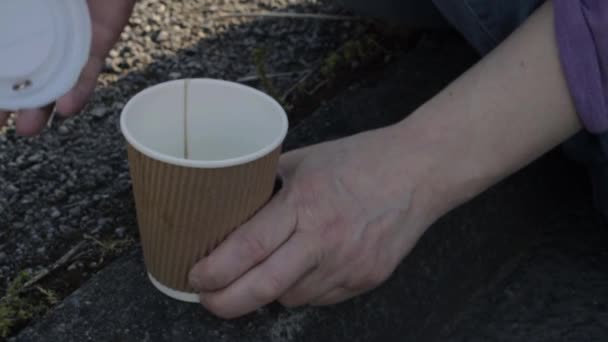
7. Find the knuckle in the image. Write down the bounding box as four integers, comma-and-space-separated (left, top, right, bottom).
252, 274, 284, 303
237, 234, 269, 263
192, 261, 225, 290
201, 267, 224, 289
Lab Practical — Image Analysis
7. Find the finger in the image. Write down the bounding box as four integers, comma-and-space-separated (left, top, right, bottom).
198, 231, 319, 319
56, 0, 136, 116
309, 287, 362, 306
55, 57, 104, 117
15, 105, 53, 136
189, 190, 297, 292
279, 268, 341, 308
0, 111, 9, 127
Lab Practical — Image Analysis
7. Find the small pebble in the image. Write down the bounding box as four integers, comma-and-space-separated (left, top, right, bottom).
115, 226, 127, 238
69, 207, 82, 216
6, 184, 18, 193
90, 107, 108, 118
156, 31, 169, 42
28, 153, 43, 163
58, 125, 70, 135
53, 189, 67, 200
59, 225, 75, 236
50, 208, 61, 218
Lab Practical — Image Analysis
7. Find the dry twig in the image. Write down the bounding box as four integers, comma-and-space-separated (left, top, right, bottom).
22, 241, 86, 290
237, 70, 309, 83
281, 70, 313, 101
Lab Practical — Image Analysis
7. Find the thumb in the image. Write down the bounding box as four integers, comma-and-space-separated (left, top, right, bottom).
277, 145, 315, 178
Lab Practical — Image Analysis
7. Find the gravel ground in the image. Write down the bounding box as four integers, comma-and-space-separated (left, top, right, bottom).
0, 0, 407, 329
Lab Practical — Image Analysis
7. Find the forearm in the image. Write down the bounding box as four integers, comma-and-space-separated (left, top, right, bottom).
397, 1, 581, 215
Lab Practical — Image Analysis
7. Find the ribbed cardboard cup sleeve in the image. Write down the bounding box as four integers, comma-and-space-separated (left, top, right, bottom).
127, 144, 281, 293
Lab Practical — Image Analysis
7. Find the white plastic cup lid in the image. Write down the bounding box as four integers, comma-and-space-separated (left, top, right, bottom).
0, 0, 92, 111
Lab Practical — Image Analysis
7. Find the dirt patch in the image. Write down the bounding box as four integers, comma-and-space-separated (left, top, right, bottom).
269, 309, 314, 342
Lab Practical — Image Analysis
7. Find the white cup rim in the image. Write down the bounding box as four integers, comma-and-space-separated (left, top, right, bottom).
119, 78, 288, 168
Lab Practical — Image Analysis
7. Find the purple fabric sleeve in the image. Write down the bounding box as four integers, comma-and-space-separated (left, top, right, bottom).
554, 0, 608, 134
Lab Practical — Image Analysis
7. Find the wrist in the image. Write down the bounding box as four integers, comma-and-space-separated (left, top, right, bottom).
372, 120, 465, 229
388, 116, 475, 222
